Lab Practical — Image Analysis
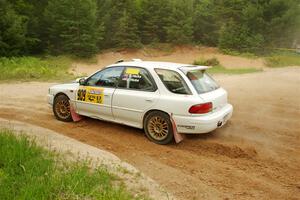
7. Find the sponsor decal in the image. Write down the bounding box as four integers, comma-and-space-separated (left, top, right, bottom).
177, 125, 196, 130
125, 68, 140, 75
122, 69, 142, 82
77, 86, 104, 104
77, 89, 86, 101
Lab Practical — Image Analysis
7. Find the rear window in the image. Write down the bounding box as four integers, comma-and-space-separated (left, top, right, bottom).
185, 70, 219, 94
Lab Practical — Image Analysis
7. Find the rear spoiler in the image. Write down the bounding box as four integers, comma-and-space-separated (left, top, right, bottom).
179, 65, 211, 74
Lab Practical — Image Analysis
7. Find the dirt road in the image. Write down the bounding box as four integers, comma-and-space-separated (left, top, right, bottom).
71, 46, 265, 75
0, 67, 299, 199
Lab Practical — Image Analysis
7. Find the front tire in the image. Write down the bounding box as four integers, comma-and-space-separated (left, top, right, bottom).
144, 111, 174, 145
53, 94, 73, 122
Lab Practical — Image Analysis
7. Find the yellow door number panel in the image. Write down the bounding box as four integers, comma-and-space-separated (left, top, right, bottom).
77, 87, 104, 104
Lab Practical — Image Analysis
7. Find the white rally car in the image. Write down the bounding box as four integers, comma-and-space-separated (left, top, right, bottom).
48, 60, 233, 144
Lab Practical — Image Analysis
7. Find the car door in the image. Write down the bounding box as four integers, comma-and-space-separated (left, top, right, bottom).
112, 67, 159, 128
75, 66, 124, 121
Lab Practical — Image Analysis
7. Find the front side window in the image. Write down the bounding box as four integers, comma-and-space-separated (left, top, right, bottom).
85, 67, 124, 87
118, 67, 156, 91
155, 69, 191, 95
185, 70, 219, 94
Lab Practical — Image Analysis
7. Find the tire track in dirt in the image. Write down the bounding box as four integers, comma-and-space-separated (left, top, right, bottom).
1, 67, 300, 199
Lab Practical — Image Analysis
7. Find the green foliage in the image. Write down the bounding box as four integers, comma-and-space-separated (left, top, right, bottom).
216, 0, 300, 53
262, 0, 300, 48
219, 49, 258, 58
114, 10, 141, 48
207, 65, 262, 74
165, 0, 193, 44
0, 129, 136, 200
0, 0, 27, 56
218, 20, 264, 53
0, 56, 74, 81
44, 0, 101, 57
193, 57, 261, 74
99, 0, 142, 49
139, 0, 161, 44
98, 0, 120, 48
140, 0, 171, 44
193, 0, 219, 46
8, 0, 48, 53
265, 51, 300, 67
193, 57, 220, 66
0, 0, 299, 56
145, 43, 175, 54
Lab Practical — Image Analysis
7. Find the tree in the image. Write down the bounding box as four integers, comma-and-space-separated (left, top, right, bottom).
8, 0, 48, 54
218, 20, 264, 52
261, 0, 300, 48
99, 0, 141, 49
1, 0, 300, 56
139, 0, 172, 44
216, 0, 265, 52
193, 0, 219, 46
0, 0, 27, 56
114, 10, 141, 48
45, 0, 101, 57
139, 0, 160, 44
165, 0, 194, 44
216, 0, 300, 52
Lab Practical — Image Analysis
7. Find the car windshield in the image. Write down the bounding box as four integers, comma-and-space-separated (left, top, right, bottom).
185, 70, 219, 94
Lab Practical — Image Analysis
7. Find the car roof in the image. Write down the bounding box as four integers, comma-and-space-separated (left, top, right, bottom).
108, 60, 209, 71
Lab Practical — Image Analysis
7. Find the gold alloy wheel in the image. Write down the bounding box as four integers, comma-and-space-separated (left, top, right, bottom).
55, 99, 70, 120
147, 116, 169, 141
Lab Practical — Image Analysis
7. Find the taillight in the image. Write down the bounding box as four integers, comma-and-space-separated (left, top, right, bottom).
189, 102, 213, 114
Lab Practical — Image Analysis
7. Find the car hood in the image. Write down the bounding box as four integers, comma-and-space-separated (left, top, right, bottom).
50, 82, 79, 91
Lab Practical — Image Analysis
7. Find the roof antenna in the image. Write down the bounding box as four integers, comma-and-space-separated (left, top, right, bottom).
115, 59, 124, 63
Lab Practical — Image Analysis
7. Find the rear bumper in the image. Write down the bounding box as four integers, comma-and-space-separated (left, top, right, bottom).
173, 103, 233, 134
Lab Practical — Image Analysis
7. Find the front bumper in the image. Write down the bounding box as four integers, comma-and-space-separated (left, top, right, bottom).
173, 103, 233, 134
47, 94, 54, 105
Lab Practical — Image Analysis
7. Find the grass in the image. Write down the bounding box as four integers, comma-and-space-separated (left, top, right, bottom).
143, 43, 175, 56
220, 49, 259, 59
207, 65, 261, 74
221, 48, 300, 67
193, 57, 220, 66
71, 54, 98, 64
265, 51, 300, 67
0, 129, 139, 200
193, 57, 261, 74
0, 56, 75, 82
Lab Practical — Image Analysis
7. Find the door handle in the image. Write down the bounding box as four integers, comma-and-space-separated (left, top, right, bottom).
104, 94, 110, 97
145, 99, 153, 102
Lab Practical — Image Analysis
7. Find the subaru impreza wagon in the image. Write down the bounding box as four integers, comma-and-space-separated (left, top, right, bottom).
48, 59, 233, 144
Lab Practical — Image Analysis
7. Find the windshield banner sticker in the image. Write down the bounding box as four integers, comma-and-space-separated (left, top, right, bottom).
125, 68, 140, 75
77, 87, 104, 104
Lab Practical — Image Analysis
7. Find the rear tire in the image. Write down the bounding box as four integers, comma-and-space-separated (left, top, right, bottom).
53, 94, 73, 122
144, 111, 174, 145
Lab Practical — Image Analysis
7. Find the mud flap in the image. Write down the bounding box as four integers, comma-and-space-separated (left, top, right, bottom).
170, 113, 185, 143
70, 101, 83, 122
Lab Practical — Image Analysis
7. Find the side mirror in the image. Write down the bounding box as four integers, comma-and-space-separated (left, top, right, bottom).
77, 77, 87, 85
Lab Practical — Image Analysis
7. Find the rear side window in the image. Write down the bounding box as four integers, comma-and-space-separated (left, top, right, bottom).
118, 67, 156, 91
186, 70, 219, 94
155, 69, 191, 95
